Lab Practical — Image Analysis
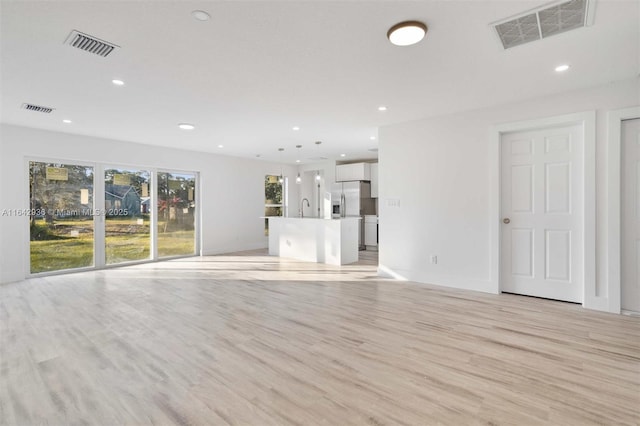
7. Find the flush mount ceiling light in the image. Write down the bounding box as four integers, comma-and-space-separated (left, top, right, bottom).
295, 159, 301, 163
555, 64, 570, 72
340, 153, 346, 157
191, 10, 211, 21
292, 126, 300, 131
62, 119, 72, 124
112, 79, 125, 86
378, 106, 387, 111
178, 123, 195, 130
217, 144, 224, 148
370, 136, 376, 140
387, 21, 427, 46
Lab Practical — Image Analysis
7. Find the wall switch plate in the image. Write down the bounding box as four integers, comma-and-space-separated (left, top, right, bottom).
430, 255, 437, 264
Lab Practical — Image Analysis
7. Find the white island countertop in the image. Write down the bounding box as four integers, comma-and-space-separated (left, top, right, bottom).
265, 216, 360, 265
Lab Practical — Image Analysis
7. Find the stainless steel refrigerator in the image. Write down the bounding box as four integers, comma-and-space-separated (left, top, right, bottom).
331, 181, 376, 249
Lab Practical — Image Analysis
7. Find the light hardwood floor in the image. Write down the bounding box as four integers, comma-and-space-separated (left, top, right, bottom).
1, 250, 638, 425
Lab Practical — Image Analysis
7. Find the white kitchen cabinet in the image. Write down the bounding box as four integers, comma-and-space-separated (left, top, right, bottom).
370, 163, 379, 198
336, 162, 371, 182
364, 215, 378, 247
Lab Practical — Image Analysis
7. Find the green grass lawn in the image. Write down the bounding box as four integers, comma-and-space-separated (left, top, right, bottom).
30, 218, 195, 273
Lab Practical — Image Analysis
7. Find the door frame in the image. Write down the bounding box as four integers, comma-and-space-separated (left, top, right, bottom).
607, 106, 640, 314
490, 111, 596, 308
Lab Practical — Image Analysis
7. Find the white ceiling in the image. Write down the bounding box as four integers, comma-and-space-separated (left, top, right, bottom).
1, 0, 638, 164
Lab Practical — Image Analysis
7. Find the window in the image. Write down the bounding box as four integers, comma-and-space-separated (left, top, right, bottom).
264, 175, 284, 236
104, 167, 151, 264
157, 171, 197, 257
28, 159, 198, 275
29, 161, 94, 273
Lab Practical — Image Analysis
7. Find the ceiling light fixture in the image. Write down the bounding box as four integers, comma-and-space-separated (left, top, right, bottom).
387, 21, 428, 46
292, 126, 300, 131
178, 123, 195, 130
296, 145, 303, 184
191, 10, 211, 21
555, 64, 570, 72
62, 119, 72, 124
296, 159, 301, 163
315, 141, 322, 181
340, 153, 346, 157
378, 106, 387, 111
370, 136, 376, 140
217, 144, 224, 148
112, 79, 125, 86
278, 148, 285, 183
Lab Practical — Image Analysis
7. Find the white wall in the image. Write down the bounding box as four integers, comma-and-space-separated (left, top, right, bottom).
379, 78, 639, 308
0, 124, 297, 284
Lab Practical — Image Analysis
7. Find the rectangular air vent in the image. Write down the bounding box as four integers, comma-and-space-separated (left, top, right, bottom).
493, 0, 593, 49
21, 103, 55, 114
64, 30, 119, 57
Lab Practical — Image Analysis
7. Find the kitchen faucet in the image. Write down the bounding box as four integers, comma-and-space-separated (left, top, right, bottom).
300, 198, 310, 218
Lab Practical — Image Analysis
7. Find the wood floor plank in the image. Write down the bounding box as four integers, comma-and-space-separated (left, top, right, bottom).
0, 249, 638, 425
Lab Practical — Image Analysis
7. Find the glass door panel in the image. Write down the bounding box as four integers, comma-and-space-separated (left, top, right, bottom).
29, 161, 94, 273
104, 168, 151, 264
157, 171, 196, 257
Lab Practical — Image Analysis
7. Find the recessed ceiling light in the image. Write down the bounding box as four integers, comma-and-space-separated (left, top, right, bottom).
295, 159, 301, 163
378, 106, 387, 111
370, 136, 376, 140
340, 153, 346, 157
387, 21, 428, 46
191, 10, 211, 21
112, 79, 125, 86
292, 126, 300, 131
62, 119, 72, 124
178, 123, 195, 130
217, 144, 224, 148
555, 64, 570, 72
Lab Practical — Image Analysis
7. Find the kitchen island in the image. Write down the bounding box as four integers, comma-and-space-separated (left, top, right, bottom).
266, 217, 360, 265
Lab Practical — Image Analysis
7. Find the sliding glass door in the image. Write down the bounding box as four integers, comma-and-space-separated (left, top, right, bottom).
104, 167, 151, 264
28, 160, 198, 275
29, 161, 94, 273
157, 171, 196, 257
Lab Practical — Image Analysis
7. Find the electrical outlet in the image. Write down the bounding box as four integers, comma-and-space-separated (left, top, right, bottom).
430, 255, 437, 264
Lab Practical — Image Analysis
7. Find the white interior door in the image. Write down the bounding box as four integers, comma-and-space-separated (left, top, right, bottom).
501, 124, 583, 302
621, 118, 640, 312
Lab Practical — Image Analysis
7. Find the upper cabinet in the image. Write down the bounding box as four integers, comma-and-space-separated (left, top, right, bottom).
370, 163, 378, 198
335, 162, 371, 182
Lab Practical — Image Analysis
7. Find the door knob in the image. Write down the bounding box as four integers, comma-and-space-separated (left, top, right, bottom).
503, 218, 510, 224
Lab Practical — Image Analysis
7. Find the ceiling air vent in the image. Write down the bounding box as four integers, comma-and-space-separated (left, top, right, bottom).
21, 103, 55, 114
492, 0, 593, 50
64, 30, 119, 57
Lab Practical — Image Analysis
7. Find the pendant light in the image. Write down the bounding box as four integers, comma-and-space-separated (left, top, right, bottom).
315, 141, 322, 181
278, 148, 284, 183
295, 145, 302, 184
